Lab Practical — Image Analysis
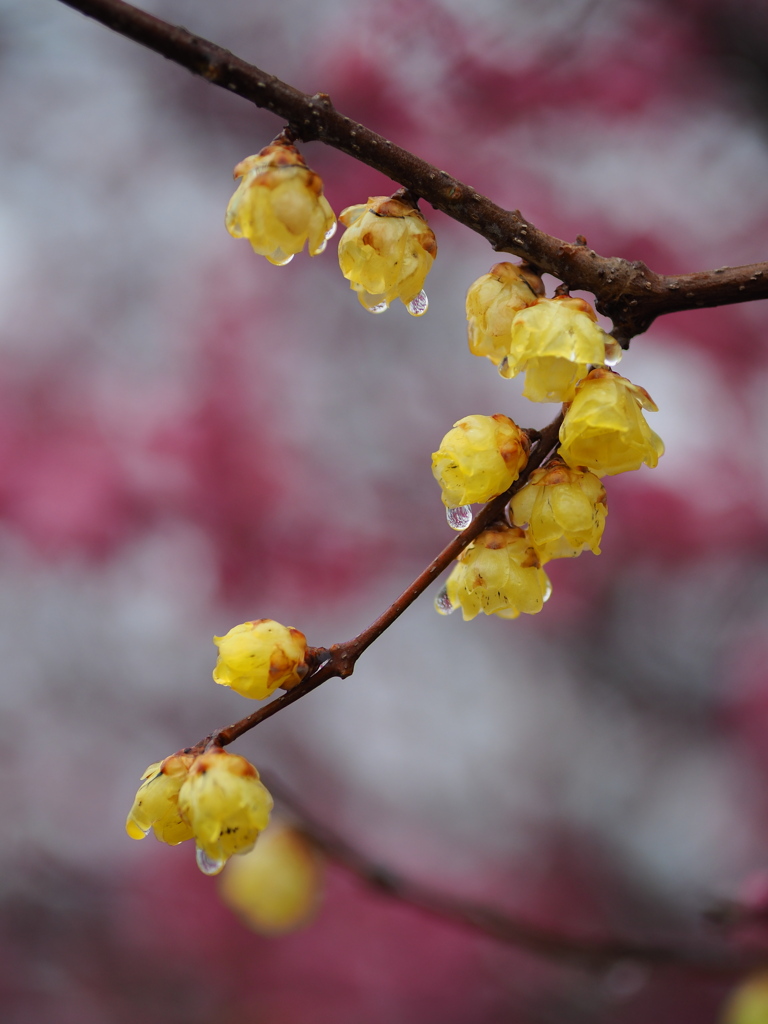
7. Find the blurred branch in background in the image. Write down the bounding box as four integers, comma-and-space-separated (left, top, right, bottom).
265, 772, 756, 976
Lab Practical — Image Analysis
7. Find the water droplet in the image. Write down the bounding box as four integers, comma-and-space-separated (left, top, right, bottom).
367, 300, 389, 314
446, 504, 472, 531
325, 221, 338, 242
604, 339, 623, 366
267, 251, 294, 266
434, 585, 457, 615
314, 238, 328, 255
406, 290, 428, 316
543, 578, 553, 603
196, 845, 226, 876
498, 357, 510, 377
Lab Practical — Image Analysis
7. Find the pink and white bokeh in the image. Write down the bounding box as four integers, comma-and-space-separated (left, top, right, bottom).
2, 0, 768, 1020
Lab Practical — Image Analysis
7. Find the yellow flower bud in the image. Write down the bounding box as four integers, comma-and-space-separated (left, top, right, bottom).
509, 457, 607, 562
443, 525, 551, 621
466, 262, 544, 364
558, 367, 665, 477
722, 972, 768, 1024
213, 619, 308, 700
178, 749, 273, 874
125, 752, 196, 846
431, 414, 529, 509
225, 144, 336, 265
504, 296, 609, 402
218, 820, 324, 935
337, 195, 437, 314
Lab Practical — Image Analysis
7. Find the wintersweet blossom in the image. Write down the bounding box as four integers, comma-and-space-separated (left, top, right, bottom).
441, 525, 551, 620
125, 752, 196, 845
213, 619, 308, 700
225, 144, 336, 265
431, 414, 529, 509
178, 749, 273, 875
503, 296, 609, 402
558, 367, 665, 476
466, 262, 544, 365
510, 458, 607, 562
337, 195, 437, 314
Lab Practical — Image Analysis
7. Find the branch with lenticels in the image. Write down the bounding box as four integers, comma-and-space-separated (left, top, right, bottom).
57, 0, 768, 345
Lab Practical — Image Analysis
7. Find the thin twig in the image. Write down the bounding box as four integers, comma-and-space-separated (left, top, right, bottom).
264, 773, 756, 976
203, 414, 562, 749
57, 0, 768, 343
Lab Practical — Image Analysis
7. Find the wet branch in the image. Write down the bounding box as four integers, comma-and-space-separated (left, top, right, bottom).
57, 0, 768, 344
195, 415, 562, 750
265, 773, 756, 976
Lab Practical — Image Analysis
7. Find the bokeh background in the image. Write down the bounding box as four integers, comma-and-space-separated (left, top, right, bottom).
3, 0, 768, 1020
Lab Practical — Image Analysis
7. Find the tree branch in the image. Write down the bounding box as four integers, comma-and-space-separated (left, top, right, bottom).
265, 773, 755, 976
57, 0, 768, 343
199, 415, 562, 749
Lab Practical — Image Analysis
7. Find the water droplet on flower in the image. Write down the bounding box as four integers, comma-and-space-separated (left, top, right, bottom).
196, 845, 226, 876
498, 357, 509, 377
325, 221, 338, 241
407, 290, 428, 316
604, 339, 623, 367
434, 585, 457, 615
314, 238, 329, 255
446, 504, 473, 531
367, 300, 389, 314
543, 578, 553, 603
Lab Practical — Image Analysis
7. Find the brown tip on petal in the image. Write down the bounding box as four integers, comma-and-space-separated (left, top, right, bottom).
520, 548, 541, 569
418, 232, 438, 257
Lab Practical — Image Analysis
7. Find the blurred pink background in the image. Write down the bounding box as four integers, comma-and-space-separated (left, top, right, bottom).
3, 0, 768, 1020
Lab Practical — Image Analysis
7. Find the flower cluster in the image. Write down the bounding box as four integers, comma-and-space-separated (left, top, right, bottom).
226, 140, 438, 316
127, 142, 672, 887
433, 264, 664, 620
126, 748, 274, 875
126, 615, 310, 874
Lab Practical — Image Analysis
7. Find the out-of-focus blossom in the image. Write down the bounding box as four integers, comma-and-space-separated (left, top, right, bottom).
431, 414, 529, 509
466, 262, 544, 364
225, 143, 336, 265
125, 752, 196, 845
213, 619, 308, 700
503, 296, 609, 402
721, 972, 768, 1024
441, 524, 551, 620
178, 749, 273, 875
338, 195, 437, 314
510, 457, 607, 561
218, 819, 324, 934
558, 367, 664, 476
